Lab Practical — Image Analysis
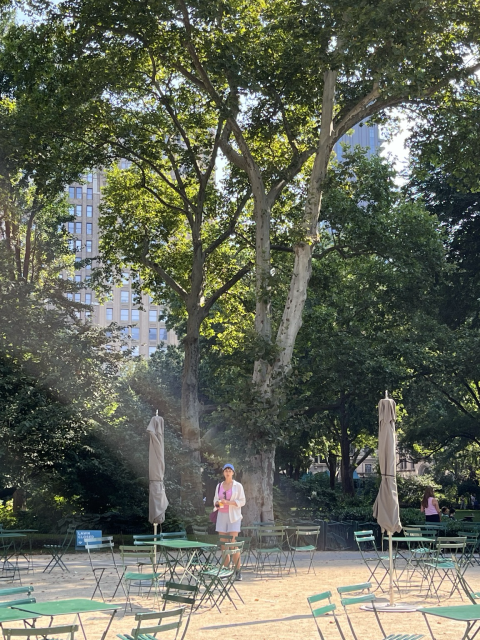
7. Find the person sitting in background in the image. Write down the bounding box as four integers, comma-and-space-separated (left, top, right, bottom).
441, 506, 449, 519
449, 508, 456, 519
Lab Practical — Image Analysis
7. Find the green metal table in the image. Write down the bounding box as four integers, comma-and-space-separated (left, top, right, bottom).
139, 539, 218, 584
0, 607, 42, 630
13, 598, 120, 640
0, 534, 26, 578
419, 604, 480, 640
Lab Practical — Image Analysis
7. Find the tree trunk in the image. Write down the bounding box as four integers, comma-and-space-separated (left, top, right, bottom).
327, 451, 337, 490
180, 307, 204, 512
339, 394, 355, 495
241, 448, 275, 524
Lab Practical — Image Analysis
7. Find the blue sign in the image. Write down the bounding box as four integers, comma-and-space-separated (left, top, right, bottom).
75, 530, 102, 550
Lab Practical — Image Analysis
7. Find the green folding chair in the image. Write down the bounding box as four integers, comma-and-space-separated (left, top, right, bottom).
85, 536, 125, 601
43, 526, 76, 573
354, 530, 390, 591
423, 536, 467, 600
254, 526, 286, 577
191, 526, 209, 542
196, 541, 244, 612
117, 608, 185, 640
288, 526, 320, 574
307, 590, 345, 640
119, 546, 161, 611
162, 582, 198, 640
337, 582, 424, 640
3, 625, 78, 640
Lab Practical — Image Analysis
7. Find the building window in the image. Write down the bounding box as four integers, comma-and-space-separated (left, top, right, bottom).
120, 309, 129, 321
86, 205, 93, 217
68, 239, 74, 250
75, 222, 81, 234
69, 186, 75, 198
149, 328, 157, 341
131, 309, 139, 321
69, 205, 74, 216
75, 240, 82, 252
85, 293, 92, 304
76, 205, 82, 217
75, 274, 81, 283
365, 464, 372, 474
159, 328, 168, 341
149, 346, 156, 356
74, 293, 81, 302
131, 327, 140, 340
66, 293, 73, 301
120, 291, 129, 303
106, 308, 113, 321
87, 172, 93, 183
85, 263, 91, 270
76, 187, 82, 199
121, 327, 129, 337
86, 223, 92, 234
132, 346, 139, 357
68, 222, 74, 233
85, 275, 91, 282
122, 272, 129, 285
87, 188, 93, 200
86, 240, 92, 253
149, 310, 157, 322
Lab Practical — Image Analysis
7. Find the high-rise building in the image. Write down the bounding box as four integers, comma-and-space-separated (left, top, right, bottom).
65, 170, 178, 357
334, 121, 382, 160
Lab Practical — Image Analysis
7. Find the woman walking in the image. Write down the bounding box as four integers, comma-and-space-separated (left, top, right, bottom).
421, 486, 441, 522
213, 463, 246, 580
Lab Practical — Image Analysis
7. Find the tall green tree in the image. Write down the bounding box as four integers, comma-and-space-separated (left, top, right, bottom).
4, 0, 480, 520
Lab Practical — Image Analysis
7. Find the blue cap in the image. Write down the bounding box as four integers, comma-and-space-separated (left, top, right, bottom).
223, 463, 235, 471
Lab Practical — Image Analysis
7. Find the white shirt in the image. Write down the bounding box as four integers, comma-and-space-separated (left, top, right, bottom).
213, 480, 246, 523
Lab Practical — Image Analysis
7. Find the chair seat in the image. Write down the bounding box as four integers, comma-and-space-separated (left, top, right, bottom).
257, 547, 282, 553
200, 568, 234, 579
411, 548, 433, 555
291, 545, 316, 552
424, 561, 455, 569
124, 572, 159, 581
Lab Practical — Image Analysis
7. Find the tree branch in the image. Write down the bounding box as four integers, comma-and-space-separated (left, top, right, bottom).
201, 262, 252, 317
204, 189, 251, 257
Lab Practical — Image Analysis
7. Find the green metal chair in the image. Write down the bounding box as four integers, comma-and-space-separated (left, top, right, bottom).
422, 536, 467, 600
119, 545, 161, 611
288, 526, 320, 574
354, 530, 390, 591
162, 582, 198, 640
337, 582, 424, 640
307, 591, 345, 640
85, 536, 125, 601
196, 541, 244, 612
43, 525, 76, 573
191, 526, 209, 542
254, 526, 286, 577
3, 625, 78, 640
117, 608, 185, 640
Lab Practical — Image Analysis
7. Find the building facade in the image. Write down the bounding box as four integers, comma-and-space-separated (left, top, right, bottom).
65, 170, 178, 357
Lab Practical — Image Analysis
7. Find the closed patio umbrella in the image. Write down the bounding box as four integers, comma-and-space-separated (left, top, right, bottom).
147, 414, 169, 531
373, 394, 402, 607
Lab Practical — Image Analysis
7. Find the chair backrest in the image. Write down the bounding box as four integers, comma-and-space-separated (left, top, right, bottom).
61, 526, 77, 550
133, 534, 163, 544
192, 526, 208, 540
127, 607, 185, 638
336, 583, 384, 640
307, 591, 345, 640
119, 545, 155, 568
162, 581, 198, 608
256, 527, 285, 548
3, 625, 78, 640
85, 536, 114, 551
0, 585, 35, 609
219, 541, 244, 569
161, 532, 187, 540
292, 526, 321, 548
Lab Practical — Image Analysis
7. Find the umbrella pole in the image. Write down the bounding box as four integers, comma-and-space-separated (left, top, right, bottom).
389, 532, 394, 606
153, 523, 158, 565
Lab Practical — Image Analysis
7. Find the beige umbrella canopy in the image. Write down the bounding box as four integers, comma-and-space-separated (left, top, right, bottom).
373, 396, 402, 607
147, 414, 169, 525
